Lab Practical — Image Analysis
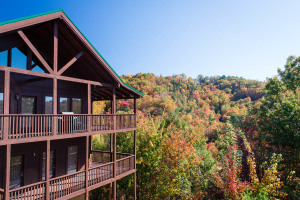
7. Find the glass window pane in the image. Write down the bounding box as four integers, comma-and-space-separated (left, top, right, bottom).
21, 97, 36, 114
60, 97, 70, 113
10, 155, 23, 189
42, 151, 55, 180
45, 96, 53, 114
72, 98, 82, 114
12, 48, 27, 70
0, 51, 8, 66
0, 93, 3, 114
67, 146, 78, 174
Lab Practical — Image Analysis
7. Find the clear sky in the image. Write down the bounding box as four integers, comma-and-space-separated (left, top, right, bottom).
1, 0, 300, 81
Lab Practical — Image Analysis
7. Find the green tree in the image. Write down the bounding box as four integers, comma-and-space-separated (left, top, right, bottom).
254, 56, 300, 198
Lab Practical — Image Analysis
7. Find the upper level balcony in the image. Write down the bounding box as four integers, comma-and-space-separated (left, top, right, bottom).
0, 113, 136, 145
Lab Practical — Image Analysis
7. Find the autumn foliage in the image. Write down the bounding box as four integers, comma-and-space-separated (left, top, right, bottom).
91, 57, 300, 199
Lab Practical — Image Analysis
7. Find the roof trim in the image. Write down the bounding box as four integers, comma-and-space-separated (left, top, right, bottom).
0, 9, 144, 97
0, 9, 63, 27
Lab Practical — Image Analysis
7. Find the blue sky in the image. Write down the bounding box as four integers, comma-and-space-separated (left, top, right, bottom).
1, 1, 300, 81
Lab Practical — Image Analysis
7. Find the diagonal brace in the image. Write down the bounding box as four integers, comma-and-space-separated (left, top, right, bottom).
57, 51, 84, 75
17, 30, 54, 74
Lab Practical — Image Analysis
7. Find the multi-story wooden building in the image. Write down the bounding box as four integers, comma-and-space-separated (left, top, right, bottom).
0, 9, 143, 200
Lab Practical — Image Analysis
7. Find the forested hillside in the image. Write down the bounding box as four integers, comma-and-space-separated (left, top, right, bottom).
91, 56, 300, 200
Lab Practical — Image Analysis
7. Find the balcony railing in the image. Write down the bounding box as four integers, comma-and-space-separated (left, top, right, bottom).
1, 152, 135, 200
49, 171, 85, 200
88, 162, 114, 187
9, 181, 46, 200
0, 114, 136, 141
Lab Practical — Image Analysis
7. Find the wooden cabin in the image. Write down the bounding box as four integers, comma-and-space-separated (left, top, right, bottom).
0, 9, 143, 200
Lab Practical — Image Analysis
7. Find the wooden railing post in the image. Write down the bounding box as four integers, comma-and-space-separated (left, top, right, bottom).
45, 140, 50, 200
4, 144, 11, 200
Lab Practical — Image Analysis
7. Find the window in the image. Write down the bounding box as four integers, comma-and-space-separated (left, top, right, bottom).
11, 48, 27, 70
72, 98, 82, 114
10, 155, 24, 189
42, 151, 55, 180
67, 146, 78, 174
0, 93, 3, 114
45, 96, 53, 114
60, 97, 70, 113
0, 50, 8, 66
21, 97, 36, 114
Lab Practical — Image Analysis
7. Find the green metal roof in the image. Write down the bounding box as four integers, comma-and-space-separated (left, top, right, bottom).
0, 9, 144, 97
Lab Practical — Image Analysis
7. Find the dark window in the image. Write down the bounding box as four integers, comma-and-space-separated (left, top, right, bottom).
45, 96, 53, 114
60, 97, 70, 113
0, 93, 3, 114
10, 155, 24, 189
21, 97, 36, 114
42, 151, 55, 180
67, 146, 78, 174
72, 98, 82, 114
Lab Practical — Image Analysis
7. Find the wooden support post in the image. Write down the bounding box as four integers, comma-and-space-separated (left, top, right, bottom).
88, 84, 91, 132
52, 21, 58, 136
134, 98, 137, 200
109, 183, 112, 200
110, 100, 113, 162
3, 71, 10, 141
52, 78, 57, 136
4, 144, 11, 200
45, 140, 50, 200
53, 21, 58, 74
26, 47, 32, 70
85, 136, 89, 200
89, 135, 92, 165
112, 88, 117, 200
7, 48, 12, 67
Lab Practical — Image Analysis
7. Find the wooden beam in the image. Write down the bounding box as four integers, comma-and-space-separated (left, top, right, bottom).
4, 144, 11, 200
17, 30, 54, 74
26, 47, 32, 70
3, 71, 10, 141
0, 12, 62, 34
88, 84, 91, 132
57, 51, 83, 75
53, 21, 58, 73
7, 48, 12, 67
53, 78, 57, 136
85, 136, 89, 200
45, 140, 50, 200
134, 98, 137, 200
0, 65, 113, 87
112, 88, 117, 200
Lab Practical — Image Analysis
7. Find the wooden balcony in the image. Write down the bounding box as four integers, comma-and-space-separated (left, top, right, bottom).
0, 114, 136, 145
3, 151, 135, 200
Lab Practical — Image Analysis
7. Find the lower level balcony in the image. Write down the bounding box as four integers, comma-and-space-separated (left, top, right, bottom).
0, 114, 136, 144
1, 151, 135, 200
